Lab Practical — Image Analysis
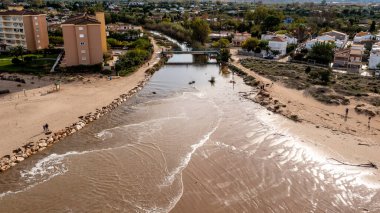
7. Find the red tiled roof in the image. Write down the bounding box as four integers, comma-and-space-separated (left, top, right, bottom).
270, 36, 286, 42
355, 31, 371, 37
0, 10, 44, 16
62, 14, 100, 25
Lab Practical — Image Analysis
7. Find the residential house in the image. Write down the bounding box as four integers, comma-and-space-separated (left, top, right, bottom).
305, 35, 335, 50
232, 32, 251, 47
268, 36, 287, 57
333, 44, 364, 72
306, 30, 348, 49
61, 13, 107, 67
0, 9, 49, 51
321, 30, 348, 48
261, 32, 297, 44
353, 31, 373, 43
369, 42, 380, 69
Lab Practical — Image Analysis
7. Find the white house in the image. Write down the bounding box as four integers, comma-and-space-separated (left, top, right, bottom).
369, 43, 380, 69
268, 36, 287, 57
261, 32, 298, 44
322, 30, 348, 48
305, 35, 335, 49
353, 31, 373, 43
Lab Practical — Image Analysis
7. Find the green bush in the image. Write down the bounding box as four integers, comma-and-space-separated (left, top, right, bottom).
11, 58, 22, 65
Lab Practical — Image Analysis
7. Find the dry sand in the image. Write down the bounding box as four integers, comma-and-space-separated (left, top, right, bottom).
0, 38, 161, 157
231, 53, 380, 181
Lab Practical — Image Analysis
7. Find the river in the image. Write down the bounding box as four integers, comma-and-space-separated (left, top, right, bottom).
0, 36, 379, 212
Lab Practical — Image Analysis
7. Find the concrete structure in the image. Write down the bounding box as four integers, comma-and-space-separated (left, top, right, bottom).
306, 30, 348, 50
261, 32, 297, 44
322, 30, 348, 48
353, 31, 373, 43
61, 13, 107, 67
95, 12, 107, 53
369, 42, 380, 69
268, 36, 287, 57
305, 35, 335, 50
232, 32, 251, 47
333, 45, 364, 72
0, 10, 49, 51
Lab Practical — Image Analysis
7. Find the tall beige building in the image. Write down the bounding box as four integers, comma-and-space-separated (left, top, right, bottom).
0, 10, 49, 51
61, 13, 107, 67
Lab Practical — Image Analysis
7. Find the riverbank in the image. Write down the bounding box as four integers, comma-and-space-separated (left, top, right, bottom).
0, 37, 165, 171
230, 56, 380, 182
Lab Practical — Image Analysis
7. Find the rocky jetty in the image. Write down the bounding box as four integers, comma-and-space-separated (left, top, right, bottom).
0, 57, 168, 173
229, 63, 299, 122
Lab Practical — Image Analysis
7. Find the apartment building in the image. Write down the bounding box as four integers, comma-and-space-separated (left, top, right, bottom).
0, 10, 49, 51
61, 13, 107, 67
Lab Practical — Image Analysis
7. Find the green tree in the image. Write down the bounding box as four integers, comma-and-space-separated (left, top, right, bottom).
262, 15, 282, 32
217, 48, 231, 63
242, 37, 259, 52
211, 38, 230, 48
308, 42, 335, 64
9, 45, 26, 60
369, 20, 376, 32
190, 18, 211, 45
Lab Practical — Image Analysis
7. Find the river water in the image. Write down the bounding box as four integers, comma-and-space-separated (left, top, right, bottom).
1, 42, 380, 212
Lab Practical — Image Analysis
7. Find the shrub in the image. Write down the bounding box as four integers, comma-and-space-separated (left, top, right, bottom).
101, 69, 112, 75
24, 56, 33, 62
11, 58, 22, 65
305, 66, 311, 74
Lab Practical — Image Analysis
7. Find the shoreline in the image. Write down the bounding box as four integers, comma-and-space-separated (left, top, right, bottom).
229, 59, 380, 182
0, 37, 167, 172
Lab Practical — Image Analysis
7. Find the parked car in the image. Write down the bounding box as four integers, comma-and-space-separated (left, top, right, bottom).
264, 56, 274, 59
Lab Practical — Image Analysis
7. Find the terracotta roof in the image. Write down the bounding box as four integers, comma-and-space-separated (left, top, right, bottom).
270, 36, 286, 42
355, 31, 371, 37
62, 14, 100, 25
0, 10, 44, 16
350, 49, 363, 55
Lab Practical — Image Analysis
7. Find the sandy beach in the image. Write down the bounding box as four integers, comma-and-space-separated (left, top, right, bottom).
231, 51, 380, 181
0, 38, 161, 158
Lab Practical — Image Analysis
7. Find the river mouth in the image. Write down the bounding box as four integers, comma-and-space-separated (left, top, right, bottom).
0, 59, 379, 212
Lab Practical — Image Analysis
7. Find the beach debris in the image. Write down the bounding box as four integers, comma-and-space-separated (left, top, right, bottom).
152, 91, 157, 94
328, 158, 378, 169
188, 81, 195, 85
358, 143, 370, 146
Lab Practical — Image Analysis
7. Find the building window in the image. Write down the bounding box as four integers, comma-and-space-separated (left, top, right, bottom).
34, 17, 37, 20
79, 34, 85, 38
82, 57, 86, 61
80, 42, 85, 46
35, 22, 39, 26
36, 34, 40, 38
78, 27, 84, 31
81, 50, 86, 54
37, 40, 40, 43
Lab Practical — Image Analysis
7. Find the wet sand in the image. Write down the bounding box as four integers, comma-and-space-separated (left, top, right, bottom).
230, 52, 380, 181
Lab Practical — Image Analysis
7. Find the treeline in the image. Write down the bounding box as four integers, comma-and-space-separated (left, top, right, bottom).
144, 22, 192, 44
115, 37, 153, 76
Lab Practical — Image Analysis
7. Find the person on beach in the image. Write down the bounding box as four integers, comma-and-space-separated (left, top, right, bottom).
345, 108, 349, 121
44, 123, 49, 133
368, 116, 372, 129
